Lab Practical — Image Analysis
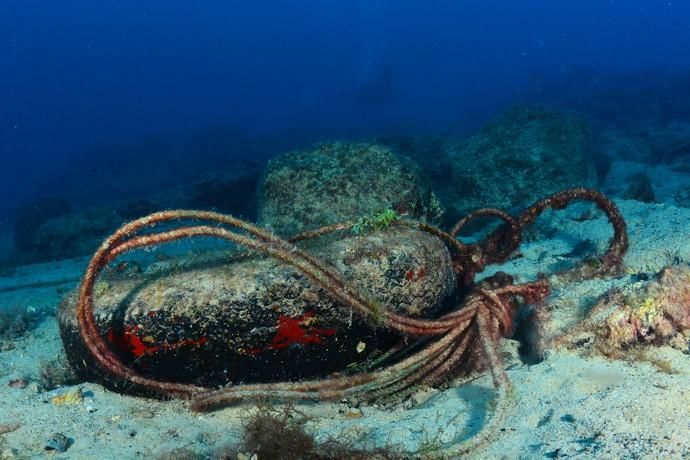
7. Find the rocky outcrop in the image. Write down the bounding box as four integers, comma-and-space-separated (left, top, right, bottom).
258, 141, 442, 235
439, 105, 597, 224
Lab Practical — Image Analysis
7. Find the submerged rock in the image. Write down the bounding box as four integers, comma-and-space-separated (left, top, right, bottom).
562, 264, 690, 357
58, 226, 455, 391
439, 104, 597, 224
12, 169, 262, 264
29, 208, 123, 262
13, 198, 72, 253
44, 433, 73, 453
257, 141, 442, 235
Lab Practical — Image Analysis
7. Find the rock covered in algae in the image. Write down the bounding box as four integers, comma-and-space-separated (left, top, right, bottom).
439, 104, 597, 223
562, 264, 690, 356
257, 141, 442, 235
58, 226, 455, 391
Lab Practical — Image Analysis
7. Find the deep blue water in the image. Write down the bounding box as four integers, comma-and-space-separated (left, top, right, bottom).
2, 0, 690, 226
3, 4, 690, 457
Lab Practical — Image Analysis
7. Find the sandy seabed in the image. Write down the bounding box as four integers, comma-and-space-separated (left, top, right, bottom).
1, 193, 689, 459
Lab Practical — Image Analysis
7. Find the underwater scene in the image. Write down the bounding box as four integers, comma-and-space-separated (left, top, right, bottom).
2, 1, 690, 459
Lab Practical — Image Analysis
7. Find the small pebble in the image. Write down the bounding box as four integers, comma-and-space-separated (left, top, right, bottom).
344, 408, 363, 419
560, 414, 576, 423
237, 453, 258, 460
130, 408, 156, 418
44, 433, 73, 452
7, 378, 28, 389
50, 387, 83, 406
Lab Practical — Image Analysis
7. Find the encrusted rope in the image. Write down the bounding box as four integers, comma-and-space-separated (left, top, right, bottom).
74, 188, 627, 456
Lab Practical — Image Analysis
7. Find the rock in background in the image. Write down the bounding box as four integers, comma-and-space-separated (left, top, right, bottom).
596, 119, 690, 208
438, 105, 597, 224
257, 141, 442, 235
10, 167, 261, 265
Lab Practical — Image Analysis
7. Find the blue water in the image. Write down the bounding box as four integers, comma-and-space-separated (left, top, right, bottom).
2, 1, 690, 226
3, 3, 690, 458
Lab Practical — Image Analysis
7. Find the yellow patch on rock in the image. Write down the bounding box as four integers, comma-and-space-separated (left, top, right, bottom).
51, 388, 84, 406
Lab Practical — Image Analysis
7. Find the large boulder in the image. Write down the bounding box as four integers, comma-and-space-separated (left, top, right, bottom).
439, 105, 597, 224
58, 226, 455, 390
257, 141, 442, 235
